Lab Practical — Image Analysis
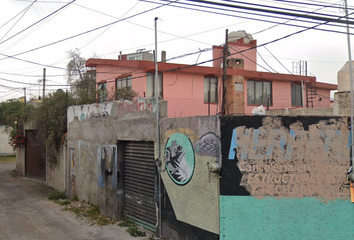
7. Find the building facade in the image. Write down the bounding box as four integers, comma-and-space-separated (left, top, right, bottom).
87, 30, 336, 117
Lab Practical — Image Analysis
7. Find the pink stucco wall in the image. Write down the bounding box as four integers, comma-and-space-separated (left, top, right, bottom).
95, 64, 222, 117
163, 72, 222, 117
96, 65, 147, 100
244, 80, 332, 115
92, 60, 334, 118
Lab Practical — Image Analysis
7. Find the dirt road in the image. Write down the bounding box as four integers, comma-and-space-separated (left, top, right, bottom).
0, 162, 148, 240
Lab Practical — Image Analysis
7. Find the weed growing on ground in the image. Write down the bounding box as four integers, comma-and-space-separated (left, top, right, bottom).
118, 212, 146, 237
72, 195, 79, 201
49, 192, 148, 235
144, 234, 155, 240
64, 200, 115, 226
48, 190, 67, 201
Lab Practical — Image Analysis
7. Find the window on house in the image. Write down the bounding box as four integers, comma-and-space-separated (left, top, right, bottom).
127, 53, 143, 61
291, 82, 303, 106
146, 73, 163, 98
204, 77, 218, 103
97, 82, 107, 103
116, 76, 132, 91
247, 80, 272, 105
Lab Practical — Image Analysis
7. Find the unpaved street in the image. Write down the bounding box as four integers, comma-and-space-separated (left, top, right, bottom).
0, 162, 148, 240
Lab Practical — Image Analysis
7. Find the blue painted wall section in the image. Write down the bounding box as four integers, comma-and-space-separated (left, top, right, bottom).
220, 116, 352, 240
220, 196, 354, 240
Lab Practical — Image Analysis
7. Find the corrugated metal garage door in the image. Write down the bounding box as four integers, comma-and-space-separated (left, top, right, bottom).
124, 141, 156, 232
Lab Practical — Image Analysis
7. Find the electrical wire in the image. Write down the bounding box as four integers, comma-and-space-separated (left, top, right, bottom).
0, 0, 37, 42
1, 0, 352, 75
0, 1, 172, 66
181, 0, 354, 23
0, 0, 76, 45
140, 0, 354, 35
2, 0, 352, 103
0, 3, 32, 29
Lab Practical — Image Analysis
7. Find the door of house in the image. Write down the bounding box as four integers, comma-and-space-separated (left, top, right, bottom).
25, 130, 46, 179
124, 141, 156, 232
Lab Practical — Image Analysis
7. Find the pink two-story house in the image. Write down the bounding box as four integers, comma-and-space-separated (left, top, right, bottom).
86, 30, 337, 118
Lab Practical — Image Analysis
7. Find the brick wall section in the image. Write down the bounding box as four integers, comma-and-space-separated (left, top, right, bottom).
226, 60, 245, 115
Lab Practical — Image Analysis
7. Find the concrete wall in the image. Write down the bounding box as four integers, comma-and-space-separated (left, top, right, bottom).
0, 126, 14, 156
15, 147, 25, 176
333, 91, 351, 116
220, 116, 353, 240
66, 98, 221, 239
46, 145, 66, 192
65, 98, 352, 239
159, 116, 221, 239
66, 98, 166, 220
267, 107, 334, 116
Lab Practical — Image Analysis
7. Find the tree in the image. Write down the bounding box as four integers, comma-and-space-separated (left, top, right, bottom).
35, 90, 73, 164
114, 88, 138, 101
66, 48, 97, 105
0, 99, 35, 149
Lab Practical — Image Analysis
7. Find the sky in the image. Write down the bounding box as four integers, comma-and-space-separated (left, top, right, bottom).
0, 0, 352, 102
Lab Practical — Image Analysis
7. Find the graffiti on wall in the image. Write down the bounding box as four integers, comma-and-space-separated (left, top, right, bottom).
228, 118, 350, 199
165, 133, 195, 185
194, 133, 221, 167
98, 145, 117, 188
117, 97, 157, 116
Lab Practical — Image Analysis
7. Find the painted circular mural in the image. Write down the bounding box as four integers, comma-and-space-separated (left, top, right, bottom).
165, 133, 195, 185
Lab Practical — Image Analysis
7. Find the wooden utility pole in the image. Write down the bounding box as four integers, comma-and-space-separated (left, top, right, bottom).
43, 68, 46, 98
23, 87, 26, 104
222, 29, 228, 115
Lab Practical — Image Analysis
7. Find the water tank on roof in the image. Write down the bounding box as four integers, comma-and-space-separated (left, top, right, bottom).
228, 30, 254, 44
338, 61, 354, 92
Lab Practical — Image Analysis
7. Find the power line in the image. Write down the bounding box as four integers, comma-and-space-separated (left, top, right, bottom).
0, 0, 76, 45
0, 3, 32, 29
181, 0, 354, 24
0, 0, 37, 42
141, 0, 354, 34
0, 2, 171, 67
217, 0, 347, 19
1, 0, 351, 75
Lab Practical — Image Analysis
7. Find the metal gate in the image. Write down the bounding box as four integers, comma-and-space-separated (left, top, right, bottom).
124, 141, 156, 232
25, 130, 46, 179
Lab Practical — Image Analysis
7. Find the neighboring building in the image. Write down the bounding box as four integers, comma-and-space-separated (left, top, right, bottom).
0, 126, 14, 156
334, 61, 354, 116
87, 30, 337, 118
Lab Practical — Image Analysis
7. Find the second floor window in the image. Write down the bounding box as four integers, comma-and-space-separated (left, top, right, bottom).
247, 80, 272, 106
204, 77, 218, 103
116, 76, 132, 91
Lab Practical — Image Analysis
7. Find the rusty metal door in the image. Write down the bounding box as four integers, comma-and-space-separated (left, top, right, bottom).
124, 141, 156, 232
25, 130, 46, 179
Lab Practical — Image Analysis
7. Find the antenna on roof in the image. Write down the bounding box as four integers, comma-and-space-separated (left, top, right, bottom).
137, 48, 146, 53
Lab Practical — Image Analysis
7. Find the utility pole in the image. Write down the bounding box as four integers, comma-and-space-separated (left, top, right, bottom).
222, 29, 228, 115
154, 17, 162, 238
43, 68, 46, 98
23, 88, 26, 104
344, 0, 354, 171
